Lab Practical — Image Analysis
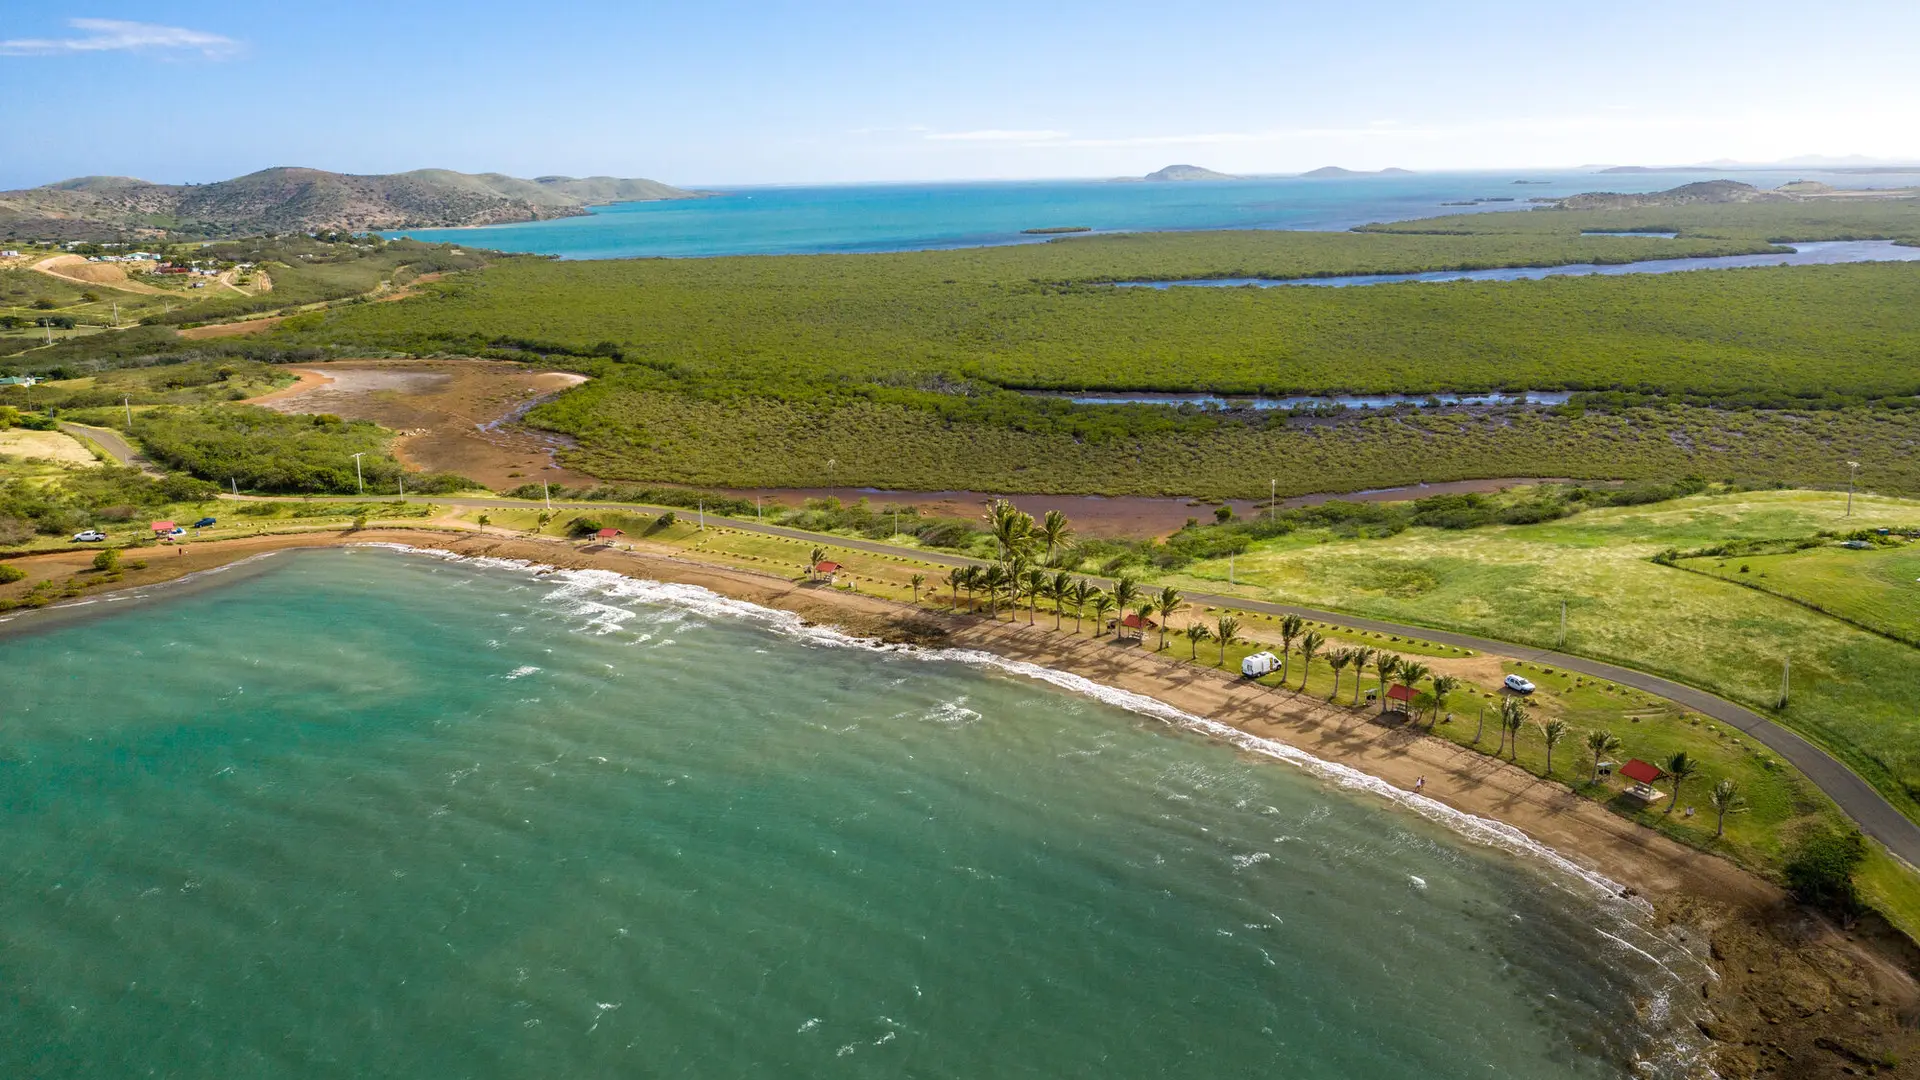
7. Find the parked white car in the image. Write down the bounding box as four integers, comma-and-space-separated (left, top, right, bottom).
1503, 674, 1536, 694
73, 530, 107, 542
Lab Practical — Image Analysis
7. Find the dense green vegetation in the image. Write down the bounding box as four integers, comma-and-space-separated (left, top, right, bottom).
24, 359, 292, 409
0, 464, 216, 542
237, 199, 1920, 498
1357, 196, 1920, 244
105, 405, 472, 495
144, 236, 495, 326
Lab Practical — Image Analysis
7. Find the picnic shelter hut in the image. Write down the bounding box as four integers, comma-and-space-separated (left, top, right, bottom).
813, 560, 841, 583
1618, 758, 1666, 806
150, 520, 176, 538
1385, 682, 1417, 714
1117, 610, 1155, 641
593, 527, 623, 543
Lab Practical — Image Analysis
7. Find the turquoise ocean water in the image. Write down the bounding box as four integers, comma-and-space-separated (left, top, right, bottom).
1, 547, 1711, 1078
390, 169, 1920, 259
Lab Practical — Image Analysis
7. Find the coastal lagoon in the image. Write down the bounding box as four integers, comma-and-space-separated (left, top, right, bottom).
1, 548, 1711, 1078
389, 169, 1920, 259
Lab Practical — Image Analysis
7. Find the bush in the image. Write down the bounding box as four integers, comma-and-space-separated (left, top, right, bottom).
1783, 826, 1867, 913
92, 548, 120, 572
567, 517, 604, 538
0, 563, 23, 584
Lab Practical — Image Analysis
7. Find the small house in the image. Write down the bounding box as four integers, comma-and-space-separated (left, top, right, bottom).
813, 560, 841, 583
150, 520, 176, 539
593, 528, 623, 545
1115, 611, 1156, 641
1385, 683, 1417, 713
1617, 758, 1666, 806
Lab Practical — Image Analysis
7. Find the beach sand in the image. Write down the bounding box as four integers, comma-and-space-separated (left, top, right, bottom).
6, 525, 1916, 1074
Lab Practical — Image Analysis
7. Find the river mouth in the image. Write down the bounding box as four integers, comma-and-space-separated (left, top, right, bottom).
1113, 239, 1920, 288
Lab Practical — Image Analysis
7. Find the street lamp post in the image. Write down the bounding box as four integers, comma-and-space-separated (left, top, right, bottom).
351, 452, 365, 495
1846, 460, 1860, 516
1271, 478, 1276, 522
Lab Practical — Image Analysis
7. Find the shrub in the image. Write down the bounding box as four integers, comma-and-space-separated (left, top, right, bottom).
567, 517, 604, 538
92, 548, 120, 572
1783, 826, 1867, 913
0, 563, 23, 584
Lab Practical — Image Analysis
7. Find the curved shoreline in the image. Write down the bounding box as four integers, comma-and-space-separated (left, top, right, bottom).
4, 526, 1915, 1071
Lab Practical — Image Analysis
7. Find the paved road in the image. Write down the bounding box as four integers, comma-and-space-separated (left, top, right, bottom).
59, 422, 161, 474
260, 492, 1920, 865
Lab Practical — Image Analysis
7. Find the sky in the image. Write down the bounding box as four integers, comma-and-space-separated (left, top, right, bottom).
3, 0, 1918, 189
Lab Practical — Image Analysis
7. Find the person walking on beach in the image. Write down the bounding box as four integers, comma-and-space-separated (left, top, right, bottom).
1413, 776, 1425, 793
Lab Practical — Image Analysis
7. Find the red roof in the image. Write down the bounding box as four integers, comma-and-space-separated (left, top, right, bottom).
595, 528, 622, 538
814, 561, 841, 573
1120, 612, 1156, 629
1386, 683, 1417, 702
1619, 758, 1664, 785
150, 520, 175, 532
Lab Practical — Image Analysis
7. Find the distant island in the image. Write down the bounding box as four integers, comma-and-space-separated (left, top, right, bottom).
1299, 166, 1415, 178
1548, 179, 1789, 210
1021, 226, 1093, 235
1124, 164, 1241, 182
0, 167, 703, 241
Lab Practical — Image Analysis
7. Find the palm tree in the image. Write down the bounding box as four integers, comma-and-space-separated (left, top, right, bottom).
1022, 567, 1049, 625
945, 567, 966, 610
1540, 718, 1568, 776
1037, 509, 1073, 563
1296, 630, 1324, 691
1089, 591, 1116, 635
1429, 675, 1459, 729
910, 573, 925, 602
1049, 570, 1073, 630
1394, 661, 1429, 718
980, 563, 1009, 618
1327, 648, 1352, 701
986, 500, 1035, 562
1709, 778, 1744, 837
1214, 614, 1241, 666
1472, 704, 1486, 745
808, 546, 828, 580
1185, 622, 1213, 660
1585, 730, 1622, 784
1070, 580, 1095, 634
1277, 615, 1305, 684
1663, 752, 1700, 814
1347, 646, 1375, 705
1498, 696, 1529, 759
1155, 587, 1183, 651
1375, 653, 1402, 713
959, 565, 979, 611
1110, 575, 1140, 621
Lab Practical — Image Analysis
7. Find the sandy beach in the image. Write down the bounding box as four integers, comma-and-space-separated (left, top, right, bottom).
5, 525, 1916, 1074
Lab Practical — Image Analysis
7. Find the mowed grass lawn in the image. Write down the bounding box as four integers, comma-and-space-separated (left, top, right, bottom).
1157, 490, 1920, 819
1680, 542, 1920, 645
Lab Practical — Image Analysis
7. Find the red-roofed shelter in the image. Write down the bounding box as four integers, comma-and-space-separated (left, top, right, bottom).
1619, 758, 1664, 785
150, 520, 175, 534
595, 528, 622, 540
1385, 683, 1417, 712
814, 561, 841, 575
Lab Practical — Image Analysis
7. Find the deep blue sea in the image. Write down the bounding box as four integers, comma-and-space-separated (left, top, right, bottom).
389, 169, 1920, 259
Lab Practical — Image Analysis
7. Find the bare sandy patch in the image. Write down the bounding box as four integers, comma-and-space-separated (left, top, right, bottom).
32, 254, 166, 295
0, 428, 98, 468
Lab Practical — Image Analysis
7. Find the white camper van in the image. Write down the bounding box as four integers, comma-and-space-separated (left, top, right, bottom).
1240, 651, 1280, 678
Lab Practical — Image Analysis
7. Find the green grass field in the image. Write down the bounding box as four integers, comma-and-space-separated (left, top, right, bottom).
1679, 542, 1920, 645
1148, 489, 1920, 819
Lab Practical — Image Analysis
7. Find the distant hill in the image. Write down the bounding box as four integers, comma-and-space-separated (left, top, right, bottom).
1300, 166, 1414, 178
1137, 164, 1241, 182
1550, 180, 1788, 211
0, 167, 702, 240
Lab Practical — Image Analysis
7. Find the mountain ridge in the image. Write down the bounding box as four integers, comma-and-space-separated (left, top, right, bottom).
0, 167, 702, 240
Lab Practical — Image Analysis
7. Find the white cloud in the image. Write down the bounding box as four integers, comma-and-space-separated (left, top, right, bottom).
0, 18, 241, 59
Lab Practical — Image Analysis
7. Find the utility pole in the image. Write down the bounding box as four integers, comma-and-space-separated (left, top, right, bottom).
894, 510, 900, 538
231, 477, 238, 496
1845, 460, 1860, 516
698, 500, 705, 530
1558, 599, 1567, 650
1778, 656, 1791, 709
543, 480, 551, 511
1271, 478, 1276, 522
124, 395, 133, 428
350, 452, 365, 495
398, 475, 404, 500
756, 496, 762, 519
